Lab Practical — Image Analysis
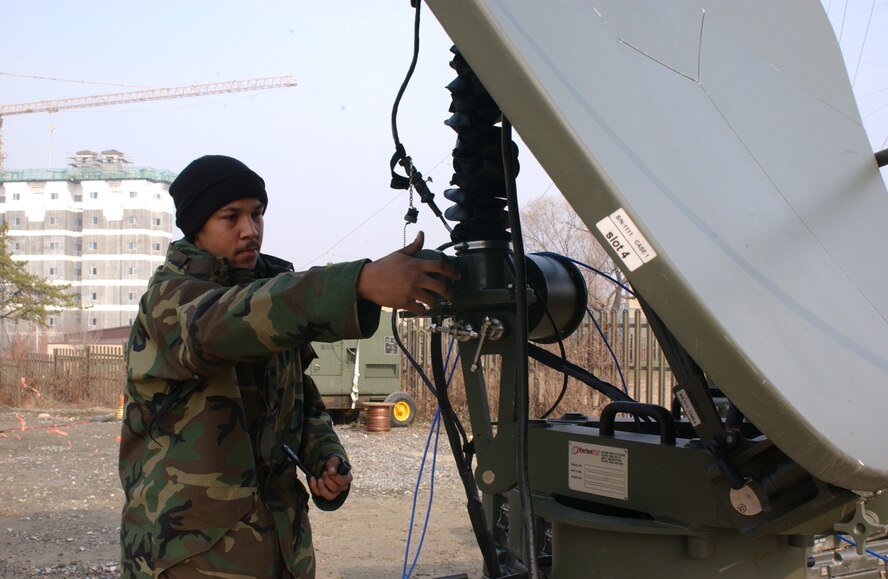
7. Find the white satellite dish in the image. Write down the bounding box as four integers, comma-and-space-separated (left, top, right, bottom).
427, 0, 888, 491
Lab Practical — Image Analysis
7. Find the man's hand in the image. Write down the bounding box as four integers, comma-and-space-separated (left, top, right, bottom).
356, 231, 461, 315
309, 456, 353, 501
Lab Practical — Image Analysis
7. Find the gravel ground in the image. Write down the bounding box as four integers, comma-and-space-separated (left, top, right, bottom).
0, 408, 482, 578
4, 408, 886, 578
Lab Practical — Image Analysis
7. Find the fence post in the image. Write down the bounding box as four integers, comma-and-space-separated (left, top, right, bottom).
645, 317, 654, 404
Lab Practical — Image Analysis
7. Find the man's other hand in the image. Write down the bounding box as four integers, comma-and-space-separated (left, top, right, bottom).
309, 456, 353, 501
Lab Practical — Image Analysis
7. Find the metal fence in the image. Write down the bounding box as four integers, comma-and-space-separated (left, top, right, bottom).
0, 308, 676, 413
600, 308, 676, 407
398, 308, 676, 414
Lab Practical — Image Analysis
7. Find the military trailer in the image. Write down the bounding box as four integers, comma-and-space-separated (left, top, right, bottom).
306, 310, 415, 426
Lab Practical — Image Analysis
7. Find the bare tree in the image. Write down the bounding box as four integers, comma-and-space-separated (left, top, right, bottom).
521, 193, 628, 311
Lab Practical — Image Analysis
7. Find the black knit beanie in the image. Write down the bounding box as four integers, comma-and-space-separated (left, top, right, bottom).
169, 155, 268, 241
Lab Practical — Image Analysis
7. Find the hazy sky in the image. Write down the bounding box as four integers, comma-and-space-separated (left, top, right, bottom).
2, 1, 886, 268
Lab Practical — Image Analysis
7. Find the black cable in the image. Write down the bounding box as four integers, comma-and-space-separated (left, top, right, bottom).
507, 257, 569, 420
387, 0, 452, 233
391, 310, 475, 454
527, 343, 634, 402
390, 309, 437, 398
431, 332, 501, 578
528, 271, 568, 419
391, 0, 421, 151
502, 117, 539, 579
538, 327, 569, 419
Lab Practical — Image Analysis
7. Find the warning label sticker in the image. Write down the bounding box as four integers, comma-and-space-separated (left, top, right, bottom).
595, 208, 657, 272
675, 389, 702, 427
568, 441, 628, 500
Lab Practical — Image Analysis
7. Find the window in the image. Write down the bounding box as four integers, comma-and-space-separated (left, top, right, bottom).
89, 192, 98, 199
49, 217, 59, 225
74, 194, 82, 202
128, 267, 137, 275
128, 292, 135, 300
75, 242, 82, 253
89, 267, 97, 275
51, 192, 59, 200
129, 191, 138, 198
12, 242, 19, 251
128, 317, 134, 325
49, 242, 59, 250
49, 267, 57, 275
153, 218, 161, 226
128, 241, 136, 250
152, 242, 161, 251
74, 268, 81, 276
89, 216, 98, 225
12, 217, 20, 225
90, 318, 97, 327
90, 292, 97, 300
12, 193, 20, 201
75, 217, 82, 227
89, 242, 97, 250
0, 196, 5, 203
128, 216, 137, 225
49, 317, 57, 327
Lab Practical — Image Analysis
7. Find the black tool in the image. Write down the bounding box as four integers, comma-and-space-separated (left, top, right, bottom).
282, 444, 352, 477
281, 443, 313, 479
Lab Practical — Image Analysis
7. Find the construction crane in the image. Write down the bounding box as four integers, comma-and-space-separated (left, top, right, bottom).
0, 75, 297, 170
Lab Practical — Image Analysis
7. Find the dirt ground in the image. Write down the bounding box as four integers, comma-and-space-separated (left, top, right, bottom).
0, 408, 483, 579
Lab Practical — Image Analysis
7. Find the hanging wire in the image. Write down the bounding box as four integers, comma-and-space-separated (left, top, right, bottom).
401, 341, 460, 579
390, 0, 422, 150
587, 306, 630, 394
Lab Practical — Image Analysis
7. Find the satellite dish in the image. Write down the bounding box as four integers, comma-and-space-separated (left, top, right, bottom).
427, 0, 888, 491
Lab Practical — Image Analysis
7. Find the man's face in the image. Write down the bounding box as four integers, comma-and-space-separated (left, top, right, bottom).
194, 197, 265, 269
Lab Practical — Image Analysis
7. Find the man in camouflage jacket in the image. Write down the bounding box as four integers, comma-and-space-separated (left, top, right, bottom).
119, 155, 458, 578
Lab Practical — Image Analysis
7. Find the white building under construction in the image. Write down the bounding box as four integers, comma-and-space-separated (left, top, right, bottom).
0, 150, 175, 344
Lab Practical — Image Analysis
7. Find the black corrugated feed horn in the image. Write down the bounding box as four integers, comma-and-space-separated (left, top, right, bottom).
444, 46, 519, 243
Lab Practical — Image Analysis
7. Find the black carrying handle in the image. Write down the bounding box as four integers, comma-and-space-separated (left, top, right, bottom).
599, 402, 677, 445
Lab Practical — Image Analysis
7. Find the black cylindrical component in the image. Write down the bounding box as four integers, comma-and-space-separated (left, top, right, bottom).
525, 253, 588, 343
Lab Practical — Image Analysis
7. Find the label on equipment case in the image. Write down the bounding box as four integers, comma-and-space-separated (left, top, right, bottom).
568, 441, 628, 500
595, 208, 657, 272
674, 388, 702, 427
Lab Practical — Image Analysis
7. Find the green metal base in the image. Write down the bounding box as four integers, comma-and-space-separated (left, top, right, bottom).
550, 522, 806, 578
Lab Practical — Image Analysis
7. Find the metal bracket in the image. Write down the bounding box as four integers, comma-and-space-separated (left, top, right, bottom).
470, 317, 504, 372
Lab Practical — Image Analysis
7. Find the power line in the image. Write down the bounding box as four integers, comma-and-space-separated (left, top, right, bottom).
838, 0, 850, 44
851, 0, 878, 86
0, 71, 156, 89
294, 154, 454, 270
295, 192, 404, 270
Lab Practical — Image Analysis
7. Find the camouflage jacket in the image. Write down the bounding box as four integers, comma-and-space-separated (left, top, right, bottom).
119, 240, 379, 577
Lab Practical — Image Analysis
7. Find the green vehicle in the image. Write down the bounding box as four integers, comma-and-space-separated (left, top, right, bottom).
306, 310, 415, 427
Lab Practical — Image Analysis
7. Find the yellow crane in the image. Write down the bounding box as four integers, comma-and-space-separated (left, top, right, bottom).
0, 75, 297, 170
